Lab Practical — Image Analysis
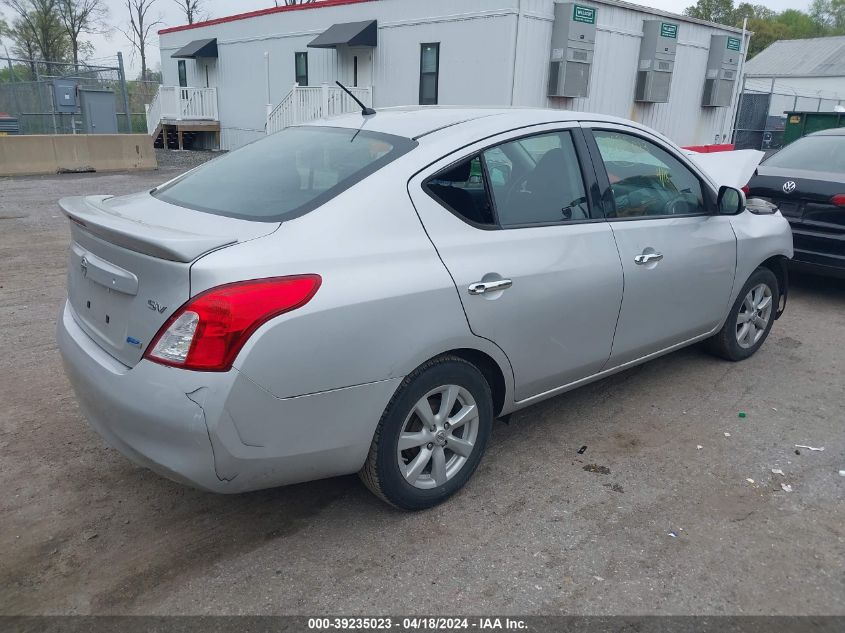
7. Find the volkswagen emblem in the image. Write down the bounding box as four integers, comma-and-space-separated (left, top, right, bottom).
80, 256, 89, 278
782, 181, 797, 194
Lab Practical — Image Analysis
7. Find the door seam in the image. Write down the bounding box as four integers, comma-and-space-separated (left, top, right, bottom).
601, 222, 627, 373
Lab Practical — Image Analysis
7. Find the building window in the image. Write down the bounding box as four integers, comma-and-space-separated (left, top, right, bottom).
295, 52, 308, 86
419, 43, 439, 105
353, 56, 358, 87
178, 60, 187, 87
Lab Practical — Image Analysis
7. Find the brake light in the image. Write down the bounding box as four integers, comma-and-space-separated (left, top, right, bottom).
831, 194, 845, 207
145, 275, 321, 371
741, 185, 750, 195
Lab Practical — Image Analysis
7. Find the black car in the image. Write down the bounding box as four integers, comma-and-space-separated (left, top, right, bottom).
747, 128, 845, 277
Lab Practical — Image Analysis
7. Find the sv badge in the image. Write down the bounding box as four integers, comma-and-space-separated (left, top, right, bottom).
147, 299, 168, 314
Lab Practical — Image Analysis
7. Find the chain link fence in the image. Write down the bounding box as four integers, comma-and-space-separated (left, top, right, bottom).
733, 77, 845, 151
0, 55, 159, 135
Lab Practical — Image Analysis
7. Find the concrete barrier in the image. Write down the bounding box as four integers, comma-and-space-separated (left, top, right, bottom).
0, 134, 157, 176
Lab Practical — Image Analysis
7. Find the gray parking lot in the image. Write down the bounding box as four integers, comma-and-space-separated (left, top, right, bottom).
1, 168, 843, 616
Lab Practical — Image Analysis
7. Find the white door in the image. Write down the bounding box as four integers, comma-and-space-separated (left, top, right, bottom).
340, 46, 373, 88
585, 125, 737, 366
408, 124, 624, 402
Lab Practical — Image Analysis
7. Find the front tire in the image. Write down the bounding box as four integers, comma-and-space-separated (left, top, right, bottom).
704, 267, 779, 361
359, 356, 493, 510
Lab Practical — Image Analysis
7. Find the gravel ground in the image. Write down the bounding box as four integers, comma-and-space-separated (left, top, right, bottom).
0, 169, 843, 616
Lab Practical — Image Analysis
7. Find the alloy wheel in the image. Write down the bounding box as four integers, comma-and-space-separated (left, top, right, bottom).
736, 283, 773, 349
397, 385, 480, 490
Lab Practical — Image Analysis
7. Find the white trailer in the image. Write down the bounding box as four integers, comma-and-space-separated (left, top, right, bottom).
153, 0, 749, 151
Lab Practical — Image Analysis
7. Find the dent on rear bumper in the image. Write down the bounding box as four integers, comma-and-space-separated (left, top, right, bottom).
57, 301, 400, 493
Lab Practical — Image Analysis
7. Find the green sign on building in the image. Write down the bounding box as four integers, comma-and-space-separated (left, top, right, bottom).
573, 4, 596, 25
727, 37, 741, 51
660, 23, 678, 39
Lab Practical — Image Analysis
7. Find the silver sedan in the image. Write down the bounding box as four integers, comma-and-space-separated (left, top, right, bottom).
57, 108, 793, 510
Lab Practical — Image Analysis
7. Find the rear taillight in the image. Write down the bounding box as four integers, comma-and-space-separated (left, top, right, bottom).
741, 185, 750, 195
145, 275, 321, 371
831, 194, 845, 207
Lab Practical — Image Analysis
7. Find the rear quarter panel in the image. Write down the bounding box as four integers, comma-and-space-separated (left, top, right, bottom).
189, 156, 514, 403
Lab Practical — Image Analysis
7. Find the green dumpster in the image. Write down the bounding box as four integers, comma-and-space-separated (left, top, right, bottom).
783, 111, 845, 146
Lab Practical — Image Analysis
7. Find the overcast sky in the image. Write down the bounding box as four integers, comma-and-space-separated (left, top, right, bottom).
2, 0, 812, 77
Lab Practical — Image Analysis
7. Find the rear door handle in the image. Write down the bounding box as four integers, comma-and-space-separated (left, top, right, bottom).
468, 279, 513, 295
634, 253, 663, 265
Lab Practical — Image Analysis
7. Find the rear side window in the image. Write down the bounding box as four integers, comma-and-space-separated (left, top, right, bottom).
154, 127, 416, 222
425, 155, 496, 226
483, 131, 588, 226
425, 130, 591, 228
763, 135, 845, 173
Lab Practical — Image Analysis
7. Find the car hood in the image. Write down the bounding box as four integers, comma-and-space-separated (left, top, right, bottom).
685, 149, 765, 189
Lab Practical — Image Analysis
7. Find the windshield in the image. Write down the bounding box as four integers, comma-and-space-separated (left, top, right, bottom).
763, 135, 845, 173
154, 126, 416, 221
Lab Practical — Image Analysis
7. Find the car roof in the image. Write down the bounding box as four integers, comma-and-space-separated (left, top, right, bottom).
807, 127, 845, 137
304, 106, 648, 140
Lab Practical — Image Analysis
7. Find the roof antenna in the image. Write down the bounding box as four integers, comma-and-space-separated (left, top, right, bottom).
335, 81, 376, 116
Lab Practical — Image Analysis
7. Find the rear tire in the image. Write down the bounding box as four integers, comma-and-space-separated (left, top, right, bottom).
359, 355, 493, 511
704, 267, 779, 361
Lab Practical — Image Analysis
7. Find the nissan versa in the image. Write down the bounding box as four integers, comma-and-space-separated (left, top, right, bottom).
57, 108, 793, 510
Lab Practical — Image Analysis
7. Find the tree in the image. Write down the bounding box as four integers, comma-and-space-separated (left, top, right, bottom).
683, 0, 736, 24
120, 0, 162, 82
684, 0, 845, 58
172, 0, 205, 25
3, 0, 72, 63
732, 3, 774, 22
810, 0, 845, 31
58, 0, 108, 68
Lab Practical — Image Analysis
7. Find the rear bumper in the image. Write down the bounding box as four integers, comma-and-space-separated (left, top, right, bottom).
789, 224, 845, 273
57, 300, 400, 493
789, 259, 845, 279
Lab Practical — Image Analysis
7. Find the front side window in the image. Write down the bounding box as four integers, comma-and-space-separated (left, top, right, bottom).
483, 131, 589, 226
295, 52, 308, 86
420, 43, 440, 105
154, 127, 416, 221
593, 130, 707, 218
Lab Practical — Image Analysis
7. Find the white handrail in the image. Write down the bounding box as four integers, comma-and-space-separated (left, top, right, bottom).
145, 86, 219, 134
267, 83, 373, 135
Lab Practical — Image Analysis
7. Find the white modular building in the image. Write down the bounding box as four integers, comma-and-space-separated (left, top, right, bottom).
150, 0, 750, 151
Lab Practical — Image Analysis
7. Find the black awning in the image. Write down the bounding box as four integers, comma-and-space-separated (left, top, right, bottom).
308, 20, 377, 49
171, 38, 218, 59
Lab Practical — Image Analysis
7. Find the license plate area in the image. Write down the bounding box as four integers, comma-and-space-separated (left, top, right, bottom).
772, 198, 802, 218
68, 244, 136, 351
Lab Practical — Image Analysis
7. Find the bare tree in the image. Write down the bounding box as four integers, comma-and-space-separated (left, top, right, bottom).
172, 0, 205, 25
58, 0, 107, 69
120, 0, 161, 81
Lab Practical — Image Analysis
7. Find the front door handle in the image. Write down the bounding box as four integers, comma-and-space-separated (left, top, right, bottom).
634, 252, 664, 265
468, 279, 513, 295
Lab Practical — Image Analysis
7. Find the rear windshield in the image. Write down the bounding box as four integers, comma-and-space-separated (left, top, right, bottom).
763, 135, 845, 173
154, 126, 416, 221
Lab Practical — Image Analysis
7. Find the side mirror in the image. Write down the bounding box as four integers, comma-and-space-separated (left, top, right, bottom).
717, 185, 746, 215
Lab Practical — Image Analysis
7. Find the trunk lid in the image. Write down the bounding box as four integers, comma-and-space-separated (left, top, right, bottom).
748, 166, 845, 224
61, 192, 279, 367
